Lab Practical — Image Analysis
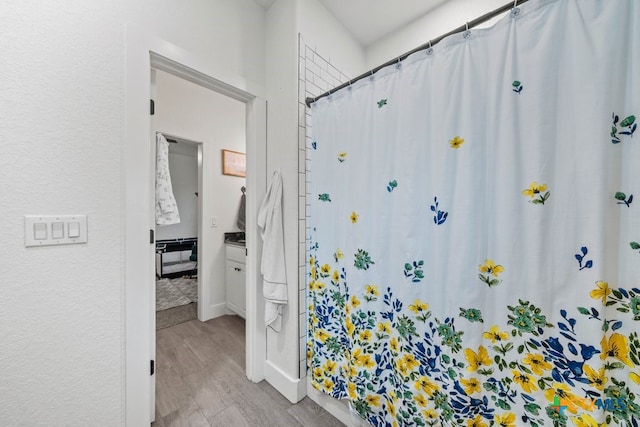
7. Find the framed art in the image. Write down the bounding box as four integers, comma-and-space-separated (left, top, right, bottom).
222, 149, 246, 177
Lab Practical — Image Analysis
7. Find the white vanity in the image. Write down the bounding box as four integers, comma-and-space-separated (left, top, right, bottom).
225, 243, 246, 318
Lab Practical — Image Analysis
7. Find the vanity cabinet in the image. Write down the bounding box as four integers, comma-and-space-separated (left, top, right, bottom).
225, 244, 246, 318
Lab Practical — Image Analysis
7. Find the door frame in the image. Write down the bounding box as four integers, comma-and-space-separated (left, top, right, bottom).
125, 28, 267, 426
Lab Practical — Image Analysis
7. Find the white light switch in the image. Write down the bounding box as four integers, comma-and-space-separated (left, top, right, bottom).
52, 222, 64, 239
25, 215, 88, 247
68, 222, 80, 238
34, 223, 47, 240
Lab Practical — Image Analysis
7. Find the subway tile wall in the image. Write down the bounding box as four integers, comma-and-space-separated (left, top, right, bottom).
297, 35, 351, 378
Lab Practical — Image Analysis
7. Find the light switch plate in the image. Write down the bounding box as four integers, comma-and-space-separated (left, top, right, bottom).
25, 215, 88, 247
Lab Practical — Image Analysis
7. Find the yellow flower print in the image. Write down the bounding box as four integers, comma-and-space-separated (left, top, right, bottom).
522, 182, 547, 198
324, 360, 337, 374
600, 333, 634, 367
322, 379, 334, 393
571, 413, 599, 427
378, 322, 392, 334
414, 375, 439, 396
346, 364, 357, 377
347, 382, 357, 399
449, 136, 465, 149
315, 329, 330, 343
401, 353, 420, 371
522, 181, 550, 204
332, 270, 339, 282
365, 284, 379, 297
522, 353, 552, 376
413, 393, 428, 407
494, 412, 516, 427
629, 370, 640, 385
482, 325, 508, 343
583, 364, 606, 391
313, 367, 323, 378
464, 345, 492, 372
320, 263, 331, 276
350, 295, 361, 307
408, 299, 429, 314
422, 408, 438, 421
387, 399, 396, 417
311, 267, 317, 280
333, 248, 344, 262
365, 394, 380, 407
478, 259, 504, 277
543, 383, 587, 414
346, 318, 355, 336
350, 211, 359, 223
590, 281, 611, 304
359, 330, 372, 341
338, 151, 347, 162
512, 370, 538, 393
309, 280, 325, 291
308, 256, 315, 267
390, 337, 400, 353
460, 377, 481, 395
352, 348, 372, 368
467, 414, 488, 427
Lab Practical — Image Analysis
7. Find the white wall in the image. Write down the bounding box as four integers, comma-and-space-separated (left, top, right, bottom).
265, 0, 303, 401
155, 70, 246, 318
157, 146, 199, 241
297, 0, 367, 79
0, 1, 264, 424
263, 0, 366, 404
366, 0, 507, 68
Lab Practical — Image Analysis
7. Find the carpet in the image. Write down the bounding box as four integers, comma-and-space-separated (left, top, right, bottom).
156, 277, 197, 312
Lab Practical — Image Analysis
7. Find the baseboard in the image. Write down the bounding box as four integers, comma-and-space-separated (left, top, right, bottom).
264, 360, 306, 404
199, 302, 228, 322
306, 379, 369, 427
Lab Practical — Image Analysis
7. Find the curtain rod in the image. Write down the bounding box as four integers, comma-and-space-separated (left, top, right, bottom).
306, 0, 530, 107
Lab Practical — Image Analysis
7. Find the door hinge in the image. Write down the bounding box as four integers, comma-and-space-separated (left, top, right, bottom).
150, 99, 155, 115
150, 360, 155, 376
150, 229, 155, 244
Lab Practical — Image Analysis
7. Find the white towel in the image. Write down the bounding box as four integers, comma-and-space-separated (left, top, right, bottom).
257, 170, 287, 332
155, 134, 181, 225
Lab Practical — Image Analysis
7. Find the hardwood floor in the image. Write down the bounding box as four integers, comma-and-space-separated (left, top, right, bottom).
153, 315, 344, 426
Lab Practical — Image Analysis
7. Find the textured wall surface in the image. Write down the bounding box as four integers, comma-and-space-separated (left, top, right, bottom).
0, 0, 264, 424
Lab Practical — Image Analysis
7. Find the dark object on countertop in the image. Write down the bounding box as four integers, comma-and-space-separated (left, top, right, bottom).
225, 231, 245, 245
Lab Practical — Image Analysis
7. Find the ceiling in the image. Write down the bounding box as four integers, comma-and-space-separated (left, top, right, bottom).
252, 0, 448, 47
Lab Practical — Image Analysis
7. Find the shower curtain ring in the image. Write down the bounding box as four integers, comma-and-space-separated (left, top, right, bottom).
511, 0, 521, 17
396, 56, 401, 69
463, 22, 471, 39
426, 40, 433, 56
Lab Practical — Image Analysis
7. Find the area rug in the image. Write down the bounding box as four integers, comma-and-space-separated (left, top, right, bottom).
156, 277, 197, 312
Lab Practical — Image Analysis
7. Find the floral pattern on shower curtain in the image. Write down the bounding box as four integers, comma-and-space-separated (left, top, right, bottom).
307, 1, 640, 426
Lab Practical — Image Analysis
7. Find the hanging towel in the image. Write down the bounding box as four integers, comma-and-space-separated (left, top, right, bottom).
257, 170, 287, 332
155, 133, 181, 225
237, 191, 246, 231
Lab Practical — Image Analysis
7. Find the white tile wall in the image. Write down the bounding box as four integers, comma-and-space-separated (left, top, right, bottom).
297, 35, 351, 379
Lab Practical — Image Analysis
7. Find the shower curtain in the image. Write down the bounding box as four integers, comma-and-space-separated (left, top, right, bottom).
307, 1, 639, 426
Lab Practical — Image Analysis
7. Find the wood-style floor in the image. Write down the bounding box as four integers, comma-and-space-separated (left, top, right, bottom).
153, 315, 344, 426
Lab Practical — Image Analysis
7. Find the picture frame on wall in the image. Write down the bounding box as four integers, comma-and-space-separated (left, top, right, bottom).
222, 149, 246, 177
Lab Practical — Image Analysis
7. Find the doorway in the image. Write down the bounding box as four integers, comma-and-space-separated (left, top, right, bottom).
151, 67, 248, 421
124, 33, 267, 426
